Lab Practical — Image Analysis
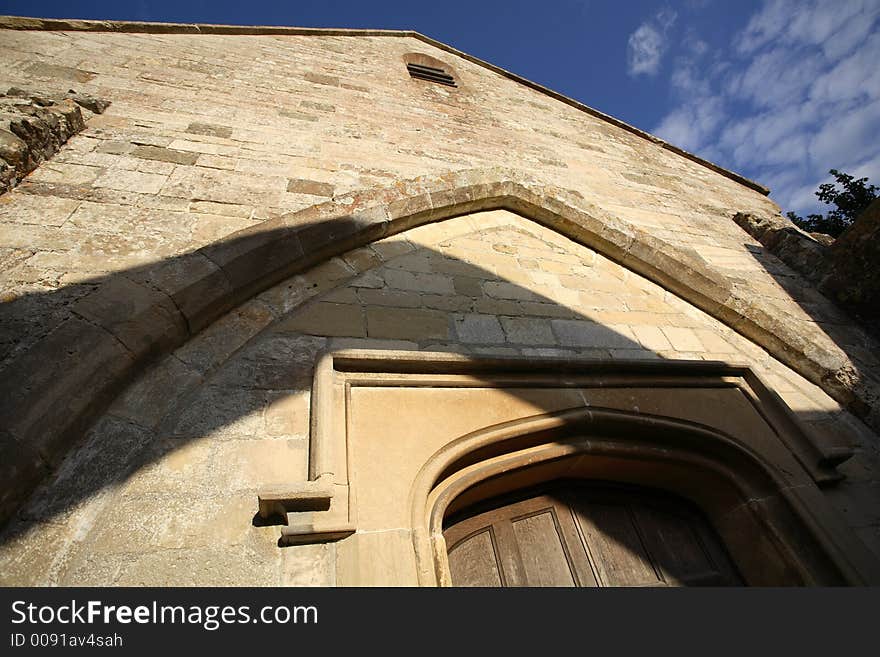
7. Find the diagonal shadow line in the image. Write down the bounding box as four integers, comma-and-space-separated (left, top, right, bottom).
0, 189, 876, 560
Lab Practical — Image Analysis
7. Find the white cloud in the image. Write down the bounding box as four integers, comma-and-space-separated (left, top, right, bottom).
627, 9, 678, 77
650, 0, 880, 216
735, 48, 826, 108
850, 152, 880, 187
627, 24, 666, 76
654, 98, 725, 153
809, 31, 880, 104
736, 0, 878, 56
809, 98, 880, 167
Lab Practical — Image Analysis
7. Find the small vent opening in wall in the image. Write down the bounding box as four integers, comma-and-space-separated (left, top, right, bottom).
407, 62, 457, 87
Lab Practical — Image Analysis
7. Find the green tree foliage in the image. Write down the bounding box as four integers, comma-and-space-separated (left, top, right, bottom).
786, 169, 878, 238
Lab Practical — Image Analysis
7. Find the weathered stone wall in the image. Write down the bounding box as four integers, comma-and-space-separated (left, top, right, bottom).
821, 199, 880, 334
2, 210, 877, 585
0, 90, 89, 195
734, 201, 880, 338
0, 20, 878, 584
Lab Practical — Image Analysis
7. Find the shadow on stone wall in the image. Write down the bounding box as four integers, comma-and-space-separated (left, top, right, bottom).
0, 195, 878, 572
730, 213, 880, 553
1, 217, 654, 541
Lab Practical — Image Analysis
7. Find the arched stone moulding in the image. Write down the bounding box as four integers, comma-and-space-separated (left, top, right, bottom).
109, 169, 880, 417
4, 166, 878, 527
196, 166, 880, 425
257, 349, 880, 586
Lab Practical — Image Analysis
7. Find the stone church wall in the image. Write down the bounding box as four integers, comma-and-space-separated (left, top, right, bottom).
0, 19, 878, 584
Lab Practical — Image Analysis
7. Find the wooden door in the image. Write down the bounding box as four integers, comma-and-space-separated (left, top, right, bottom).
443, 482, 743, 587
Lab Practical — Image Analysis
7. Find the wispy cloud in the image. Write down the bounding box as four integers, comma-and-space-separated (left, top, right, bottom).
627, 8, 678, 77
652, 0, 880, 215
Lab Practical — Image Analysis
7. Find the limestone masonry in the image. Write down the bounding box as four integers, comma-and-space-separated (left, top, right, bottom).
0, 17, 878, 586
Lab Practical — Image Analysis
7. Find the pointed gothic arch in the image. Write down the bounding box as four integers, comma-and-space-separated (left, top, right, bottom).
3, 167, 877, 546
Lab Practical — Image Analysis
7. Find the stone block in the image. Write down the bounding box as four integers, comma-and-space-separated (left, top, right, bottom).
94, 168, 168, 194
341, 246, 383, 272
196, 153, 236, 170
128, 251, 235, 334
162, 166, 284, 206
24, 61, 96, 82
327, 337, 419, 351
300, 100, 336, 113
661, 326, 705, 352
500, 316, 556, 345
96, 542, 282, 586
199, 223, 304, 304
631, 325, 673, 351
304, 72, 341, 87
366, 306, 449, 341
519, 301, 579, 319
321, 287, 359, 304
304, 256, 358, 287
385, 252, 434, 273
551, 319, 638, 348
95, 140, 133, 155
0, 192, 79, 226
295, 214, 387, 267
287, 178, 334, 196
189, 199, 253, 217
280, 301, 366, 337
131, 144, 199, 165
421, 294, 474, 312
370, 235, 416, 260
473, 297, 523, 315
225, 437, 309, 488
167, 139, 239, 156
27, 162, 101, 185
693, 328, 737, 353
186, 122, 233, 138
453, 313, 505, 344
384, 268, 454, 294
431, 256, 497, 280
356, 287, 422, 308
350, 271, 384, 288
72, 276, 188, 359
484, 280, 538, 301
453, 275, 485, 297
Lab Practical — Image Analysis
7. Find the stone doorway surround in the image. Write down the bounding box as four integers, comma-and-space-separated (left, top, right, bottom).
257, 349, 880, 586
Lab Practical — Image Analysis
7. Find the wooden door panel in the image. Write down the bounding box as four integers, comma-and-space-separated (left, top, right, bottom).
570, 501, 661, 587
631, 505, 735, 586
446, 528, 504, 587
511, 510, 576, 586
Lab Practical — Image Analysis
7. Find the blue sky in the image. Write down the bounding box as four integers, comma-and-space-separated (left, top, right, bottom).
2, 0, 878, 216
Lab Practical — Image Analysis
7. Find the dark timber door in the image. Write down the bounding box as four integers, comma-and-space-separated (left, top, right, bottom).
443, 482, 743, 587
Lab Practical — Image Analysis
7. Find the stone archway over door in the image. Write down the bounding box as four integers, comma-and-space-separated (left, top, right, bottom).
443, 481, 743, 587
